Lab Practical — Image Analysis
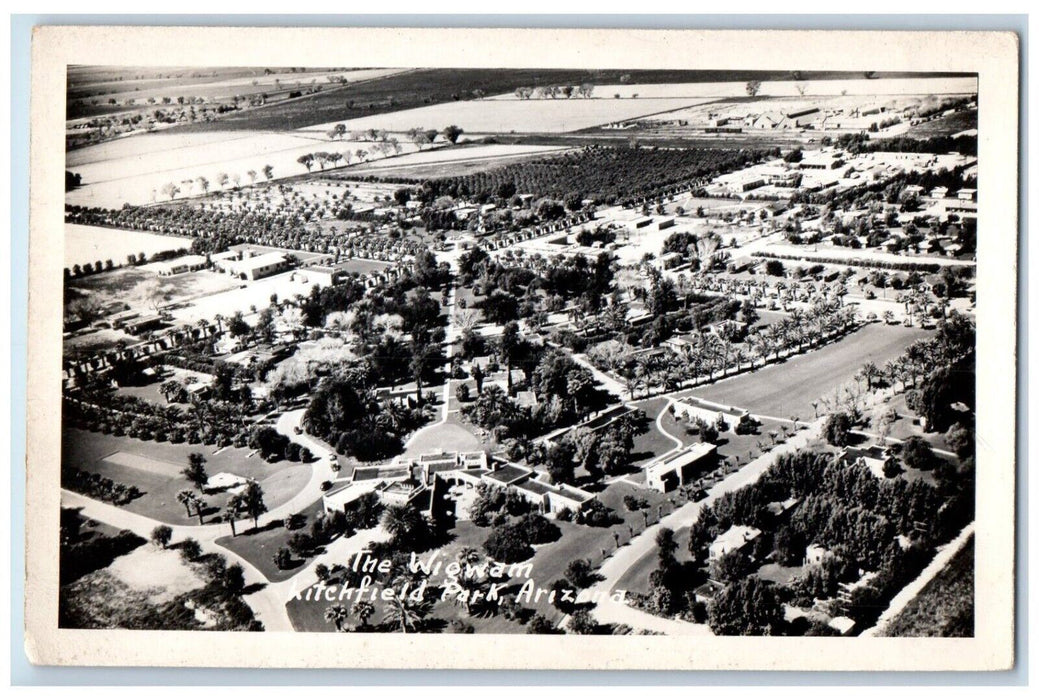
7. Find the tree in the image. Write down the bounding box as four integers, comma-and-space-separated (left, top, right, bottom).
262, 164, 274, 181
297, 154, 314, 171
824, 412, 853, 447
182, 452, 208, 491
325, 604, 350, 632
273, 547, 293, 570
900, 435, 936, 471
242, 481, 268, 529
442, 125, 464, 143
527, 614, 557, 634
382, 503, 428, 550
150, 525, 173, 549
708, 576, 784, 635
498, 321, 521, 394
566, 609, 598, 635
224, 494, 245, 537
223, 563, 245, 594
352, 600, 375, 630
382, 595, 430, 633
564, 558, 597, 589
176, 489, 197, 518
180, 538, 202, 561
746, 80, 762, 97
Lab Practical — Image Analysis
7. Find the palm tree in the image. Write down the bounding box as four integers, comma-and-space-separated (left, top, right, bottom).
352, 601, 375, 630
382, 596, 429, 633
224, 495, 244, 537
324, 604, 350, 632
176, 489, 196, 518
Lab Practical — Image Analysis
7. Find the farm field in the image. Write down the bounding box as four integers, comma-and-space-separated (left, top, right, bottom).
338, 143, 573, 179
66, 131, 425, 209
907, 109, 979, 138
883, 535, 974, 637
487, 76, 978, 101
62, 428, 313, 526
65, 224, 192, 269
299, 96, 719, 136
169, 69, 852, 135
679, 323, 931, 419
69, 68, 404, 111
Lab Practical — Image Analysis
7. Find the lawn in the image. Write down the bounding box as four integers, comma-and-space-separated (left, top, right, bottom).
883, 535, 974, 637
613, 526, 694, 596
62, 428, 313, 526
215, 498, 327, 582
628, 397, 680, 466
681, 323, 931, 419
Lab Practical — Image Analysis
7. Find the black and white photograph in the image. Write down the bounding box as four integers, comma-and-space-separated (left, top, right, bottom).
23, 25, 1019, 671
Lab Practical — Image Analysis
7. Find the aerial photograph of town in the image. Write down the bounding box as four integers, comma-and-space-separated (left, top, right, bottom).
59, 66, 978, 638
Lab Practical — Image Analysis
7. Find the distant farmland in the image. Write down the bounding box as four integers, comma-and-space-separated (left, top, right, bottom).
165, 69, 958, 134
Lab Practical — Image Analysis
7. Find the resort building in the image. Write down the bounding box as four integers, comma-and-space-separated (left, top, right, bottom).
645, 442, 717, 493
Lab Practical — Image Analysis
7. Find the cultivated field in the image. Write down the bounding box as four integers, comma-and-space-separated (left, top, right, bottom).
680, 323, 931, 419
298, 97, 719, 136
338, 143, 573, 179
66, 130, 426, 209
65, 224, 192, 269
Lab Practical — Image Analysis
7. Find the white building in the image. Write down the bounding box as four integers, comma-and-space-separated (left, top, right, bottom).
709, 525, 762, 561
645, 442, 717, 492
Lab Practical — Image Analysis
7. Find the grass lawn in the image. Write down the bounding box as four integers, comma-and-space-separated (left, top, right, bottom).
613, 526, 694, 596
628, 398, 679, 466
682, 323, 930, 419
883, 535, 974, 637
215, 498, 326, 582
62, 428, 313, 526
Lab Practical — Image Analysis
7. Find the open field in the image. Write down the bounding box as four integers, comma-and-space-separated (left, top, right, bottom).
66, 131, 424, 208
68, 68, 406, 117
883, 535, 974, 637
68, 267, 242, 317
488, 76, 977, 101
168, 69, 885, 135
63, 428, 312, 526
907, 109, 978, 138
299, 96, 719, 136
338, 143, 573, 179
680, 323, 931, 419
65, 224, 192, 269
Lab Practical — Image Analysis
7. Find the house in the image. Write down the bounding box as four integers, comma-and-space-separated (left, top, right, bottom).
956, 188, 977, 202
154, 254, 208, 276
751, 112, 785, 130
645, 442, 717, 493
321, 480, 380, 514
804, 543, 832, 566
800, 154, 842, 170
708, 525, 761, 561
295, 263, 352, 288
218, 251, 291, 281
672, 398, 747, 427
836, 444, 897, 478
828, 616, 857, 636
